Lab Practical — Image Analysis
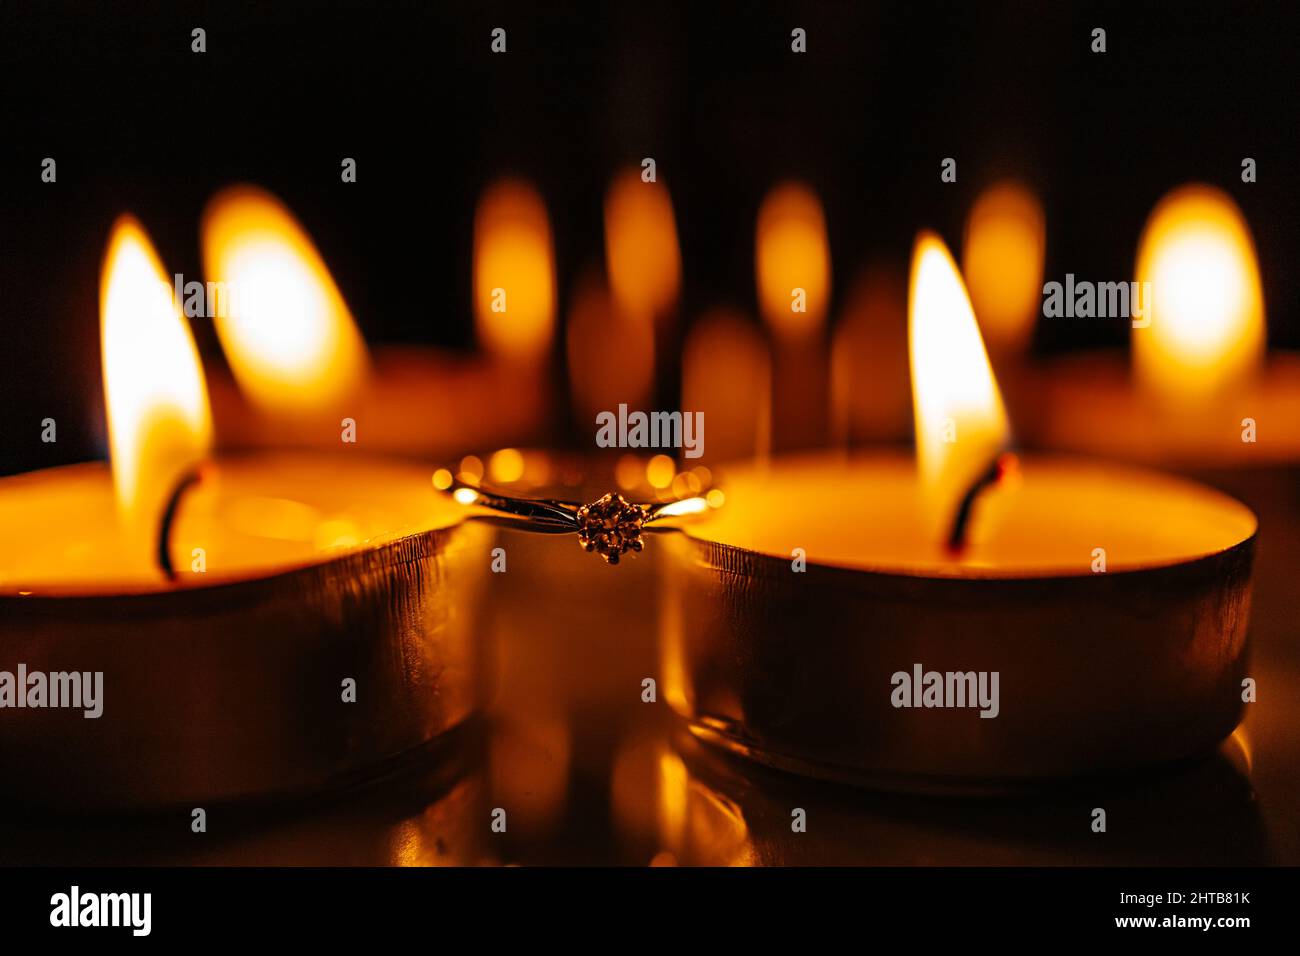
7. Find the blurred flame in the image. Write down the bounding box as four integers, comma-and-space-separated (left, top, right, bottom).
101, 216, 212, 563
756, 182, 830, 338
1134, 184, 1264, 400
202, 186, 368, 415
909, 232, 1010, 538
474, 179, 556, 363
962, 181, 1045, 356
605, 168, 681, 321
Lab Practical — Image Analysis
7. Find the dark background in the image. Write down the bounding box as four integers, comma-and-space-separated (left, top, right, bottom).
2, 0, 1297, 475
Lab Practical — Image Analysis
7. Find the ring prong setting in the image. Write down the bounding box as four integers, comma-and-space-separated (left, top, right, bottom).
575, 492, 647, 564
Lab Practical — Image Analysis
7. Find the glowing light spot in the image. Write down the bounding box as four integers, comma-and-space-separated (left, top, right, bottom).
646, 454, 676, 489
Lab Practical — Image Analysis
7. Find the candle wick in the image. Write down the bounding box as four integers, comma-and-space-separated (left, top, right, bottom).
945, 451, 1018, 555
157, 467, 206, 582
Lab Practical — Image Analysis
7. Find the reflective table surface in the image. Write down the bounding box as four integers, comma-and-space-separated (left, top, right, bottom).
2, 509, 1295, 866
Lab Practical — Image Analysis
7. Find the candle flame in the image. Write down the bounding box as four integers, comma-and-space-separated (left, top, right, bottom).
604, 168, 681, 322
202, 185, 369, 414
473, 178, 556, 363
1134, 184, 1264, 401
100, 216, 212, 563
908, 232, 1010, 541
756, 182, 830, 338
962, 181, 1045, 357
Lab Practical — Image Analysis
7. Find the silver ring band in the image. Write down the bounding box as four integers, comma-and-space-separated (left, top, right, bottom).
432, 456, 721, 564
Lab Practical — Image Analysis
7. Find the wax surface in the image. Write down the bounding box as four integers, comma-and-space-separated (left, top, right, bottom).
683, 451, 1256, 577
0, 453, 460, 594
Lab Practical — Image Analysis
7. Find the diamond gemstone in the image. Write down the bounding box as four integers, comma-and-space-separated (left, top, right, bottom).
575, 492, 646, 564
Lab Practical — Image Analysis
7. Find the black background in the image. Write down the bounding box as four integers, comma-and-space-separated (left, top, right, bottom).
1, 0, 1297, 475
0, 865, 1287, 942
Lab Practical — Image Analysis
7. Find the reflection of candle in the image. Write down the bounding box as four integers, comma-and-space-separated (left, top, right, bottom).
207, 183, 550, 455
661, 231, 1256, 788
755, 182, 830, 451
0, 217, 487, 810
642, 730, 1258, 865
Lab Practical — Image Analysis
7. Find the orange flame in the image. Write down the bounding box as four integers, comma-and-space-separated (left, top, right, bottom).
605, 168, 681, 322
1134, 184, 1264, 401
473, 179, 556, 364
909, 232, 1010, 541
202, 185, 369, 414
962, 181, 1045, 357
100, 216, 212, 565
755, 182, 830, 338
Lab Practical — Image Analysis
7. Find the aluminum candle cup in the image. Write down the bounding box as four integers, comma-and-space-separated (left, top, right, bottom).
659, 451, 1257, 792
0, 454, 492, 812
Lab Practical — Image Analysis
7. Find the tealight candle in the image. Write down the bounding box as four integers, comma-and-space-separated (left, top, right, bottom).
203, 183, 553, 456
1010, 184, 1297, 830
1021, 184, 1299, 465
661, 233, 1257, 790
0, 217, 486, 811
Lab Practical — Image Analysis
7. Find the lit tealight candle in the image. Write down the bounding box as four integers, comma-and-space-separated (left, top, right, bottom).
1026, 183, 1300, 465
0, 217, 487, 811
205, 183, 551, 456
1016, 186, 1297, 793
661, 231, 1257, 789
